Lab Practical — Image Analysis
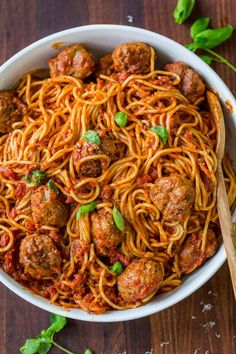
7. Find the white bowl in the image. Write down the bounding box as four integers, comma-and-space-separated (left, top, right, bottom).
0, 25, 235, 322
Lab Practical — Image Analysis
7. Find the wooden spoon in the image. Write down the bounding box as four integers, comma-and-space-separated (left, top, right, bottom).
207, 90, 236, 299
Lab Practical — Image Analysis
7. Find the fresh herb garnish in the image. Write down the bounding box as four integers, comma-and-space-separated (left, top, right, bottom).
199, 55, 212, 65
24, 169, 47, 186
20, 314, 73, 354
82, 130, 100, 145
84, 349, 94, 354
112, 206, 125, 232
109, 261, 123, 275
76, 201, 97, 220
114, 112, 127, 127
184, 18, 236, 72
173, 0, 195, 25
190, 17, 210, 39
47, 179, 59, 194
150, 126, 168, 146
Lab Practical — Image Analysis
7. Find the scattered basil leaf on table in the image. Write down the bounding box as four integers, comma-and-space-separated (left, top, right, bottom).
190, 17, 210, 39
82, 130, 100, 145
173, 0, 195, 24
114, 111, 127, 127
112, 206, 125, 232
199, 55, 213, 65
84, 348, 94, 354
109, 261, 124, 275
194, 25, 234, 49
24, 169, 47, 186
76, 201, 97, 220
185, 43, 197, 52
180, 13, 236, 73
47, 179, 59, 194
20, 314, 74, 354
150, 126, 168, 146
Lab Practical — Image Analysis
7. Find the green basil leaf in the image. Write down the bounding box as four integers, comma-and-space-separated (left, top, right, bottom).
173, 0, 195, 25
20, 338, 42, 354
38, 339, 52, 354
109, 261, 123, 275
114, 112, 127, 127
82, 130, 100, 145
76, 201, 97, 220
194, 25, 234, 49
199, 55, 212, 65
50, 314, 67, 332
190, 17, 210, 39
24, 169, 47, 186
47, 179, 59, 194
112, 206, 125, 232
84, 349, 94, 354
150, 126, 168, 146
185, 43, 197, 52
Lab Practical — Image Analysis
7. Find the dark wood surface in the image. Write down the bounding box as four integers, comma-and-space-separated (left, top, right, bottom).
0, 1, 235, 353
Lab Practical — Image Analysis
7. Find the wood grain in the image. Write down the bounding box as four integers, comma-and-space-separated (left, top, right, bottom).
0, 1, 235, 353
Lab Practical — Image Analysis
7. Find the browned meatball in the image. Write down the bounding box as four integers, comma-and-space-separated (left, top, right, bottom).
31, 185, 69, 227
19, 233, 61, 279
148, 175, 195, 222
0, 91, 26, 133
72, 137, 123, 178
112, 42, 152, 75
99, 137, 123, 162
179, 229, 218, 274
48, 44, 96, 80
91, 208, 124, 256
96, 53, 114, 77
164, 61, 205, 102
117, 259, 163, 302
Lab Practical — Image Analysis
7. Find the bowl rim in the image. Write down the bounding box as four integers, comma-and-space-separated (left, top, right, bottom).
0, 24, 235, 322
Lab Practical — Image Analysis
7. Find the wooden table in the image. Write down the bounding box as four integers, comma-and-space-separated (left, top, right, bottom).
0, 1, 235, 353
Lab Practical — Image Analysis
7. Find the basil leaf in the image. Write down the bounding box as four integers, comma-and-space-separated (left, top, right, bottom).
114, 112, 127, 127
50, 314, 67, 332
24, 169, 47, 186
185, 43, 197, 52
38, 339, 52, 354
199, 55, 212, 65
109, 261, 123, 275
112, 206, 125, 232
185, 43, 198, 52
82, 130, 100, 145
76, 201, 97, 220
194, 25, 234, 49
173, 0, 195, 25
150, 126, 168, 146
84, 349, 94, 354
20, 338, 42, 354
190, 17, 210, 39
47, 179, 59, 194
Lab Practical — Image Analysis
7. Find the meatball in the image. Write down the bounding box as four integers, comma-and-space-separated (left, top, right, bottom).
72, 137, 123, 178
19, 233, 61, 279
31, 185, 69, 228
96, 53, 114, 77
0, 90, 26, 133
164, 61, 205, 102
91, 208, 124, 256
179, 229, 218, 274
117, 259, 163, 302
48, 44, 96, 80
99, 137, 123, 162
112, 42, 152, 75
148, 175, 195, 222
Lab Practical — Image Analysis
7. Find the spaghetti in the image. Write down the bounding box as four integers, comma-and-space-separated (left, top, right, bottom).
0, 42, 235, 314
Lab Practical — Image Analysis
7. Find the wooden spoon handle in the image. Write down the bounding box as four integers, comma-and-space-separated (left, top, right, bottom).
217, 164, 236, 299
